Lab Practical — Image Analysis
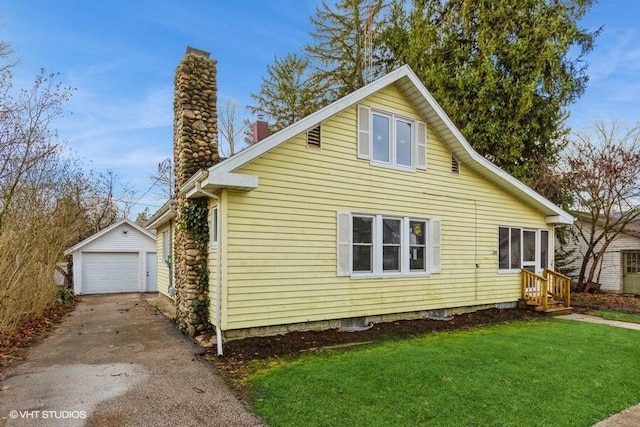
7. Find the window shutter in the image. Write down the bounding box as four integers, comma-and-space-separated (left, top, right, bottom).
416, 121, 427, 170
337, 212, 351, 276
431, 219, 441, 273
357, 105, 370, 159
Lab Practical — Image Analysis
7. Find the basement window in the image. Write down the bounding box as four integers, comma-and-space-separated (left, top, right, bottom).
307, 125, 321, 149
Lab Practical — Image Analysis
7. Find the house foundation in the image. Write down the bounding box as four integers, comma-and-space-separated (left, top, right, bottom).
222, 302, 518, 341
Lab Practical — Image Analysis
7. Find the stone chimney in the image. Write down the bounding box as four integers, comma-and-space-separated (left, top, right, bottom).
252, 118, 270, 143
172, 47, 218, 336
174, 46, 219, 187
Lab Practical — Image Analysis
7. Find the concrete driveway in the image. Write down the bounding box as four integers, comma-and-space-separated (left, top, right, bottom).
0, 294, 263, 427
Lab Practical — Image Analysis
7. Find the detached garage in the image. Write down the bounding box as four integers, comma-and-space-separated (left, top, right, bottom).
64, 219, 157, 295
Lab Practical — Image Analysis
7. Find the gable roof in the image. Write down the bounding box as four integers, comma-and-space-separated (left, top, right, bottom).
573, 213, 640, 240
64, 218, 156, 255
184, 65, 573, 225
145, 199, 176, 230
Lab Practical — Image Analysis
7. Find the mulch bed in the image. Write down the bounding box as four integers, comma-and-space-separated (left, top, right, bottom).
208, 293, 640, 393
208, 308, 544, 392
0, 299, 77, 376
571, 292, 640, 314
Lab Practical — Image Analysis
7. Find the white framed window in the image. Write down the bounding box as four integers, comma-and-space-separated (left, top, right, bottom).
409, 220, 427, 272
358, 105, 426, 171
211, 206, 218, 247
337, 213, 440, 277
352, 215, 374, 273
162, 230, 170, 263
382, 217, 402, 272
499, 226, 551, 273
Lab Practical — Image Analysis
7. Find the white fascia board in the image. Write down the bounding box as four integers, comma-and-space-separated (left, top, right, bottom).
546, 214, 575, 225
146, 207, 176, 230
186, 170, 258, 198
209, 66, 412, 177
204, 63, 570, 223
401, 67, 573, 222
63, 218, 156, 255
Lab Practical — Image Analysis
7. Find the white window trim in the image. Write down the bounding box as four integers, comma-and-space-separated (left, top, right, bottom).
350, 214, 432, 278
358, 105, 426, 171
210, 205, 219, 248
498, 226, 551, 274
370, 110, 416, 172
162, 230, 170, 263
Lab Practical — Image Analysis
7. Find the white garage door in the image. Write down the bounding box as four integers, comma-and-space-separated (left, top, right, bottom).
82, 252, 139, 294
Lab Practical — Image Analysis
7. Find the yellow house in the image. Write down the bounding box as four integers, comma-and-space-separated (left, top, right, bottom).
148, 50, 573, 355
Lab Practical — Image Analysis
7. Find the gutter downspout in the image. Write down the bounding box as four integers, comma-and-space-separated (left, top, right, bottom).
195, 181, 223, 356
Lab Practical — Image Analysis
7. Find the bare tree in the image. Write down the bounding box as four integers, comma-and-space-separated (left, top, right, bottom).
150, 158, 172, 200
0, 70, 72, 232
81, 170, 134, 233
563, 120, 640, 292
0, 64, 78, 337
0, 42, 137, 338
218, 97, 249, 157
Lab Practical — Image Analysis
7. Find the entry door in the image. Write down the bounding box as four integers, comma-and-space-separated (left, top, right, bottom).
522, 230, 537, 273
146, 253, 157, 292
623, 252, 640, 294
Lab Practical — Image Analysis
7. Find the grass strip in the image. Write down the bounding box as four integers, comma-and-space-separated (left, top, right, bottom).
249, 320, 640, 427
594, 310, 640, 324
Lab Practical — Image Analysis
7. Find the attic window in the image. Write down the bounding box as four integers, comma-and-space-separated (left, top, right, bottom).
307, 125, 321, 149
451, 156, 460, 175
357, 105, 427, 171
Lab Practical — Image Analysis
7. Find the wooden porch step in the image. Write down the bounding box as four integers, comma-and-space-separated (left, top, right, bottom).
533, 300, 567, 312
519, 298, 571, 315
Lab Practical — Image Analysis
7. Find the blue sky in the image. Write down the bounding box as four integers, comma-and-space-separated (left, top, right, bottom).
1, 1, 638, 218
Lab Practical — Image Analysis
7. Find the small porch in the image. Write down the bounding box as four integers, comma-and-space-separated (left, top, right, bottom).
520, 269, 572, 314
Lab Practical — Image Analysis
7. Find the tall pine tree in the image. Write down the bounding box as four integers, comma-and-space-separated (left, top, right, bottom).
305, 0, 386, 100
382, 0, 599, 182
248, 53, 325, 132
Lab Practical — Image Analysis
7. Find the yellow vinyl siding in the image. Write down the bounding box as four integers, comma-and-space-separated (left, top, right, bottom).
156, 223, 173, 298
221, 83, 549, 330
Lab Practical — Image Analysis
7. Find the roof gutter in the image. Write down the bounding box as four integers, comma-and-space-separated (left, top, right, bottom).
179, 169, 209, 198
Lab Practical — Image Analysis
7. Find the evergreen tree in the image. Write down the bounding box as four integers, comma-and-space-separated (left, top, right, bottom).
248, 53, 325, 132
305, 0, 386, 100
382, 0, 600, 182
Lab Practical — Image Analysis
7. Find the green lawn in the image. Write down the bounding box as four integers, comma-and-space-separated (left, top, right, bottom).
248, 320, 640, 427
594, 310, 640, 324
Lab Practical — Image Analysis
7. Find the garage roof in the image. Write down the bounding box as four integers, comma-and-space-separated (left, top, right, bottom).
64, 218, 156, 255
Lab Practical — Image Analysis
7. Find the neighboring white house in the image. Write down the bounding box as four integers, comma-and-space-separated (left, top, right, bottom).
564, 219, 640, 293
64, 218, 158, 295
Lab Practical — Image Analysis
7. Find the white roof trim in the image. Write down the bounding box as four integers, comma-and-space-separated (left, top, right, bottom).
192, 64, 572, 224
146, 206, 176, 230
191, 170, 258, 195
64, 218, 156, 255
